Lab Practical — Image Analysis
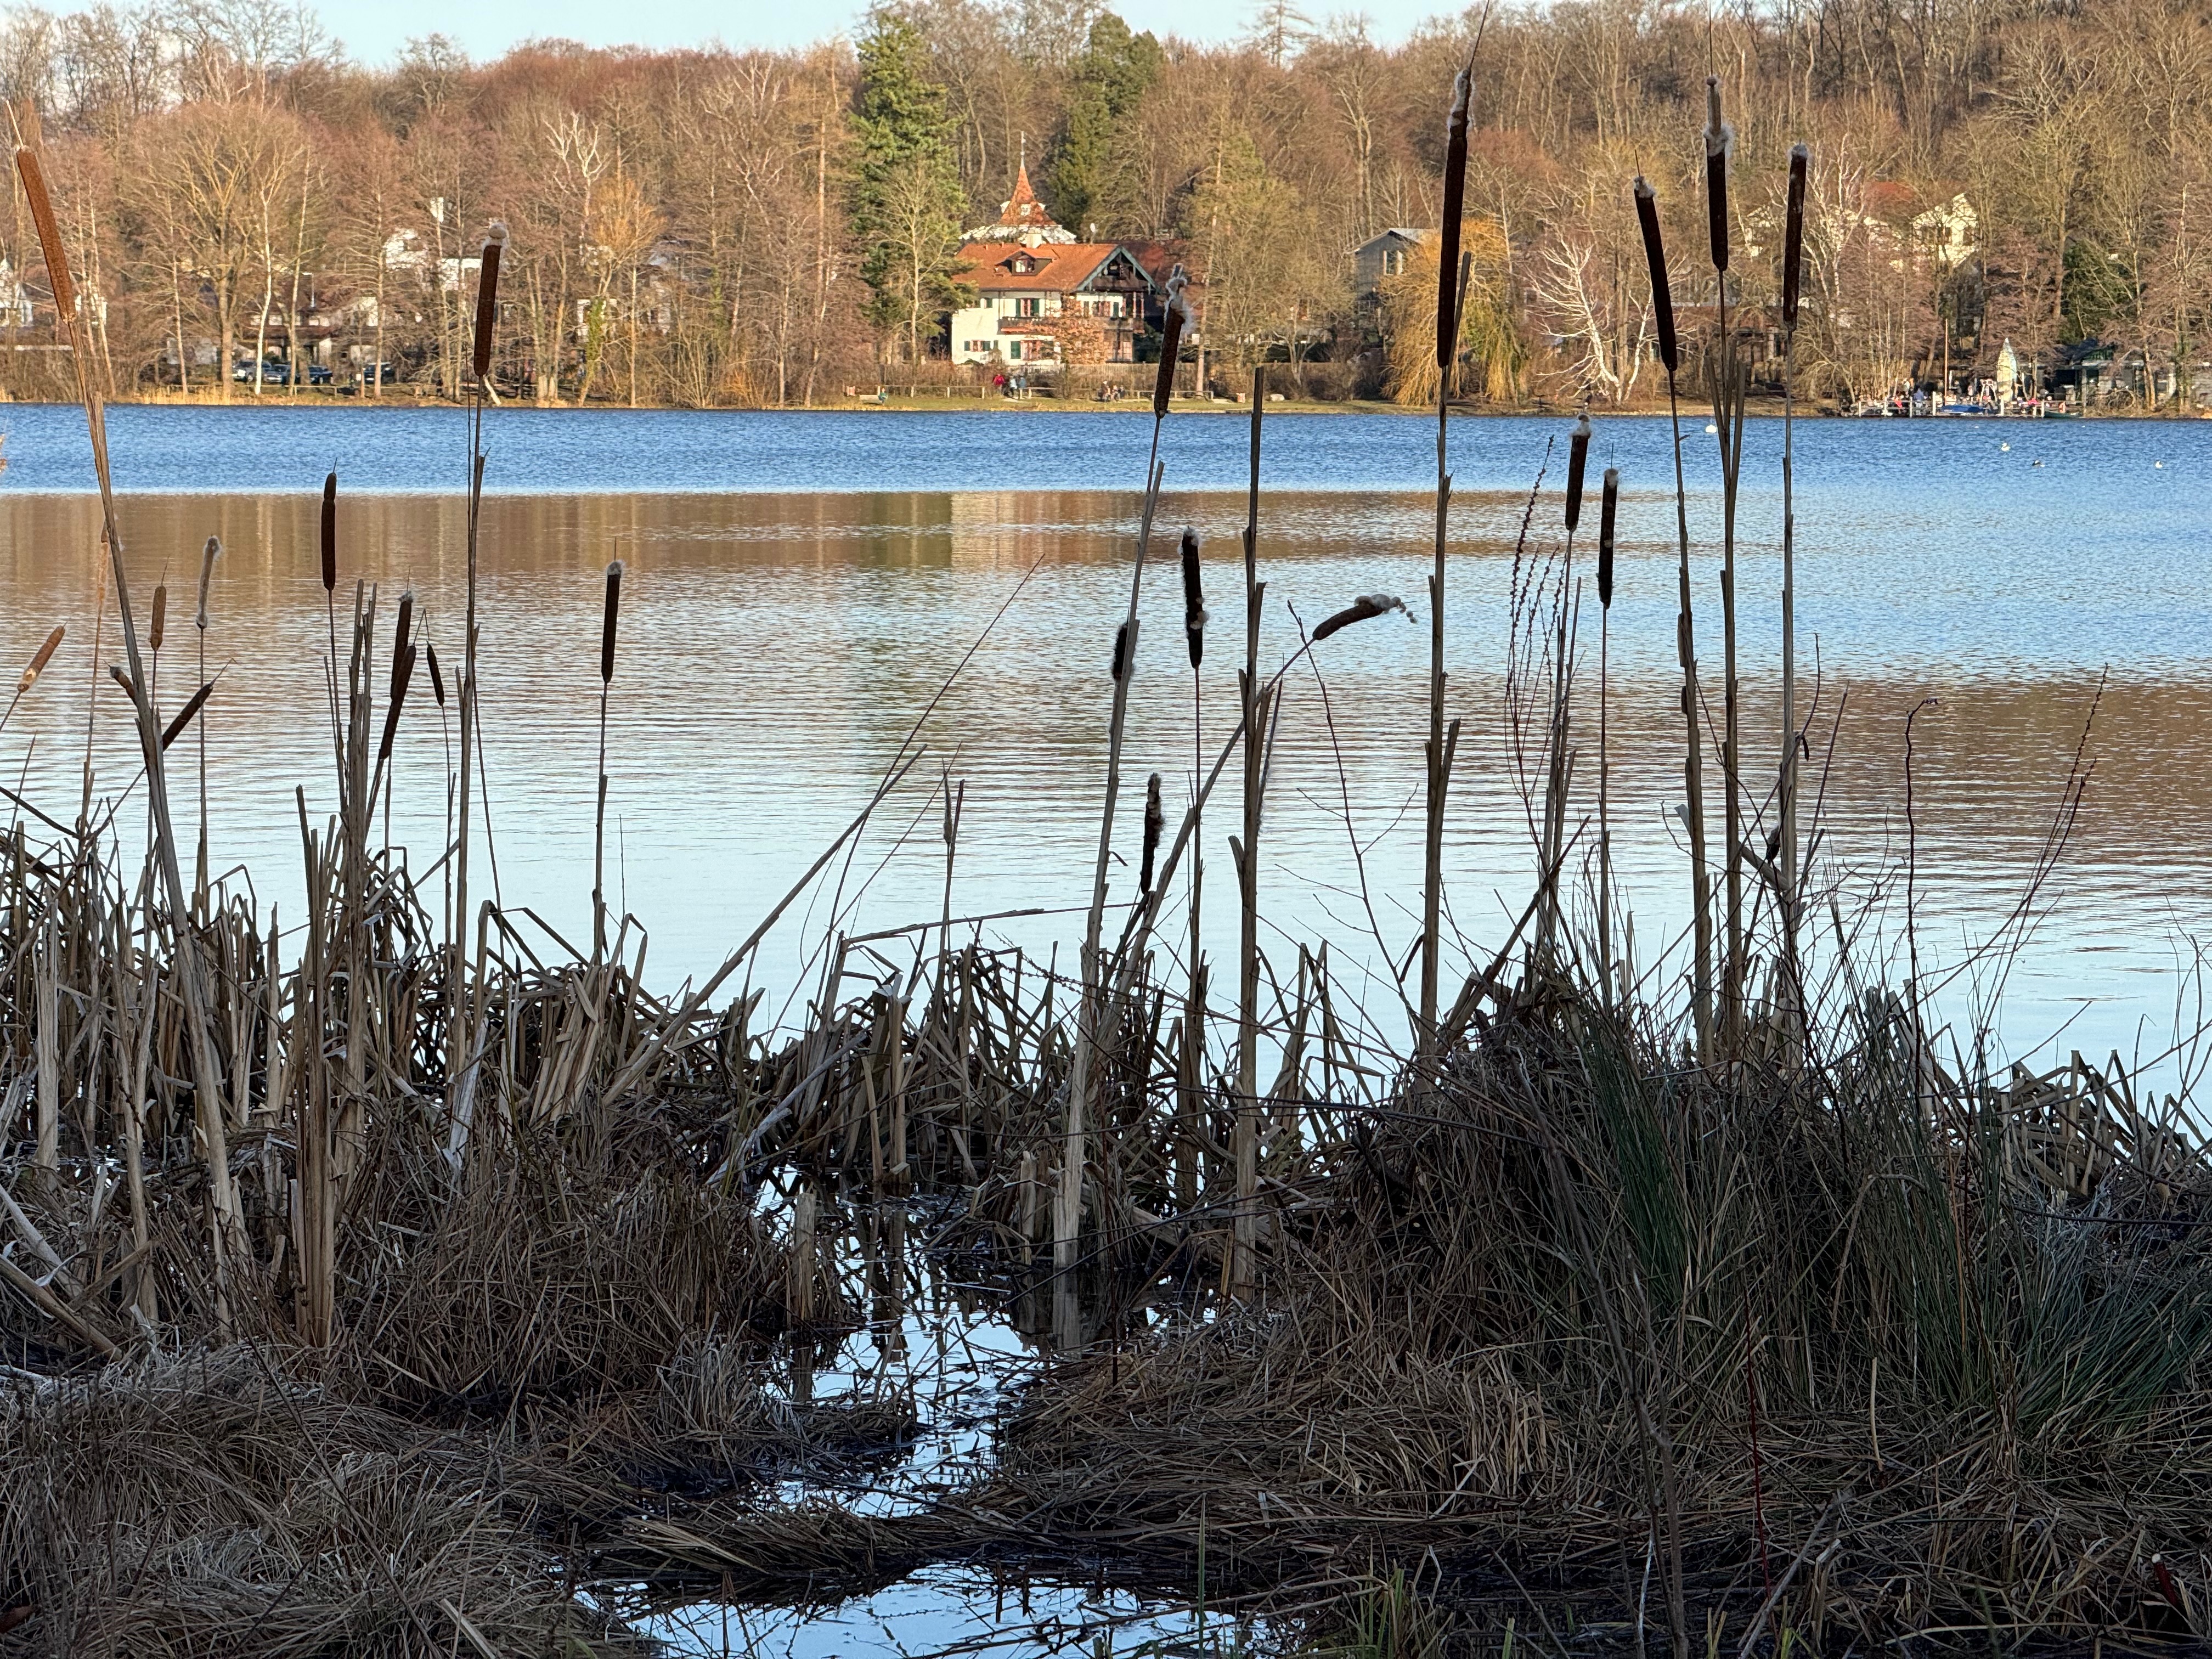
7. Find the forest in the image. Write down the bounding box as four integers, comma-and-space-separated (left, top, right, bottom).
0, 0, 2206, 408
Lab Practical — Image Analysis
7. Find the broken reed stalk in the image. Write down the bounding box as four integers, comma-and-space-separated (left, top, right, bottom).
1596, 466, 1618, 1002
1234, 366, 1267, 1301
13, 124, 245, 1323
594, 559, 622, 958
1421, 63, 1474, 1085
1635, 174, 1713, 1062
1705, 77, 1747, 1053
1779, 143, 1809, 1035
1057, 272, 1182, 1324
1179, 527, 1206, 1212
451, 221, 506, 1143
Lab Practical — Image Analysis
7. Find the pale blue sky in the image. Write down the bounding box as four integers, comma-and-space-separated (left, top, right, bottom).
328, 0, 1447, 64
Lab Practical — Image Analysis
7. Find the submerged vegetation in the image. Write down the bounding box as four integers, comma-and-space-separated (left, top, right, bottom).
4, 78, 2212, 1659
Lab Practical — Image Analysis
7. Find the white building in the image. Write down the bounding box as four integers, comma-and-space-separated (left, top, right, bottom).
949, 166, 1159, 368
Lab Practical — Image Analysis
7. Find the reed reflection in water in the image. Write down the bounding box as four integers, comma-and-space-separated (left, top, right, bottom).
0, 487, 2199, 1074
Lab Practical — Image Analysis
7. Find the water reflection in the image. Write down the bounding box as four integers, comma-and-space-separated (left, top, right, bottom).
0, 487, 2200, 1077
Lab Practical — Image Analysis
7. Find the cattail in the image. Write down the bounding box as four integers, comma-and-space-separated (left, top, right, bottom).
1179, 528, 1205, 668
1313, 592, 1410, 642
18, 626, 63, 695
1435, 66, 1472, 370
1634, 178, 1678, 374
195, 536, 218, 631
1705, 77, 1731, 274
1110, 619, 1131, 682
149, 585, 166, 653
472, 222, 508, 384
391, 589, 414, 692
1782, 143, 1809, 334
1153, 266, 1187, 418
319, 472, 337, 592
377, 645, 416, 764
12, 147, 74, 323
600, 560, 623, 685
426, 642, 447, 708
160, 681, 213, 751
1598, 468, 1619, 609
1139, 771, 1164, 894
1565, 414, 1591, 533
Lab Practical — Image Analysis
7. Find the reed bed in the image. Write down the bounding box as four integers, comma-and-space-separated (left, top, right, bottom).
0, 95, 2206, 1659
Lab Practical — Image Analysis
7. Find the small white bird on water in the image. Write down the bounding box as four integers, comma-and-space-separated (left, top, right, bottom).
1704, 422, 1718, 435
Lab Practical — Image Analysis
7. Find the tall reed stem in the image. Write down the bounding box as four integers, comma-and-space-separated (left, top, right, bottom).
1706, 78, 1745, 1052
1779, 143, 1810, 1039
1233, 366, 1266, 1300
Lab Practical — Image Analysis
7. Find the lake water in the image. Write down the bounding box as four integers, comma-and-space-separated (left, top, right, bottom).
0, 402, 2205, 1084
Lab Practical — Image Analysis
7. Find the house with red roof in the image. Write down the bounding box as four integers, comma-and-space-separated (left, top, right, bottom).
950, 166, 1161, 369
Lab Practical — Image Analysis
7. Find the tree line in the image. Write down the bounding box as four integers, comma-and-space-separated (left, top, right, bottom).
0, 0, 2205, 408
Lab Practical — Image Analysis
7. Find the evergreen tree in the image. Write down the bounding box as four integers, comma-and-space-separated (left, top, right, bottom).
851, 12, 971, 364
1045, 12, 1163, 235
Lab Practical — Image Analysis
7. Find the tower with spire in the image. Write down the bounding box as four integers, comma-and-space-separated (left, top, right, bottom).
963, 159, 1075, 246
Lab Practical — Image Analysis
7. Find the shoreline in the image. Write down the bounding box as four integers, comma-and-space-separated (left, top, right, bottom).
3, 391, 2200, 420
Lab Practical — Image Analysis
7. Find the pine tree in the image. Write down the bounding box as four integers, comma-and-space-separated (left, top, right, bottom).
851, 13, 970, 364
1046, 13, 1164, 235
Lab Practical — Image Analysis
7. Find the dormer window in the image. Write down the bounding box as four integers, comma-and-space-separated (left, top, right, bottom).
1009, 255, 1036, 274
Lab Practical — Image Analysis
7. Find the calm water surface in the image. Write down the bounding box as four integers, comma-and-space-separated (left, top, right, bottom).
0, 405, 2204, 1078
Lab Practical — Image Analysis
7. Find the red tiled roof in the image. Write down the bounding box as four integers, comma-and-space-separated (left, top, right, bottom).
956, 241, 1126, 292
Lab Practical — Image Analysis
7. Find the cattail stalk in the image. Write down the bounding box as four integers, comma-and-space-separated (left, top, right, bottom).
1779, 143, 1809, 1036
1537, 415, 1593, 960
15, 123, 244, 1319
1705, 76, 1747, 1052
450, 223, 504, 1159
1421, 62, 1474, 1085
194, 535, 217, 899
1059, 313, 1177, 1327
1597, 467, 1619, 1001
1636, 174, 1712, 1061
1179, 527, 1206, 1212
594, 559, 623, 957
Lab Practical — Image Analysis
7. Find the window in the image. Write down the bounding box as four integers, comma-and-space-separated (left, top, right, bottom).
1016, 297, 1040, 317
1008, 341, 1023, 360
1384, 248, 1406, 276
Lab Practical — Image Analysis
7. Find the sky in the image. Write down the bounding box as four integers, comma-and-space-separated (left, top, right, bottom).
327, 0, 1447, 65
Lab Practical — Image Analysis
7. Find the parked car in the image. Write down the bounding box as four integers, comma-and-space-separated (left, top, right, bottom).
351, 363, 399, 391
232, 358, 332, 385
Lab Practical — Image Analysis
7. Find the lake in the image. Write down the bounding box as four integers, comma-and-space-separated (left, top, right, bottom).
0, 402, 2204, 1083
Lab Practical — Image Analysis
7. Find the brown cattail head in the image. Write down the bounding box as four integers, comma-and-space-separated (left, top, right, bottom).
1153, 266, 1187, 418
426, 641, 447, 707
1435, 66, 1472, 371
195, 535, 218, 631
12, 146, 74, 323
600, 559, 623, 685
1634, 178, 1678, 374
1705, 77, 1731, 275
377, 644, 416, 764
149, 584, 166, 652
1782, 143, 1809, 334
1565, 414, 1592, 533
1598, 467, 1619, 609
1110, 619, 1131, 682
1313, 592, 1410, 642
18, 625, 63, 695
160, 681, 213, 751
472, 222, 507, 384
391, 589, 414, 694
1139, 771, 1164, 894
319, 472, 337, 592
1179, 528, 1205, 668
